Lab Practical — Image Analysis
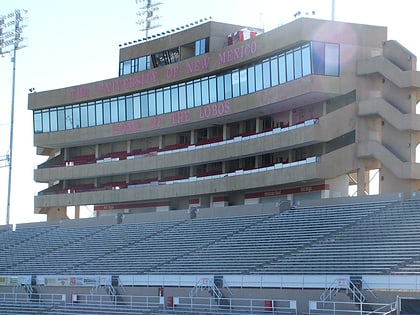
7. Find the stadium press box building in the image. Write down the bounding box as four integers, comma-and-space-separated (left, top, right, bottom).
29, 18, 420, 221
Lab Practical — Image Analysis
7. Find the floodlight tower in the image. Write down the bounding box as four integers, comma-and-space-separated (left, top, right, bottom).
136, 0, 162, 40
0, 9, 27, 225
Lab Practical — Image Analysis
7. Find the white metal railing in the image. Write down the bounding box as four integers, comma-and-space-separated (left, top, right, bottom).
127, 119, 318, 160
165, 296, 297, 315
70, 294, 297, 314
0, 292, 64, 304
321, 278, 366, 303
127, 155, 320, 189
189, 277, 222, 300
71, 293, 163, 310
309, 300, 396, 315
116, 273, 420, 290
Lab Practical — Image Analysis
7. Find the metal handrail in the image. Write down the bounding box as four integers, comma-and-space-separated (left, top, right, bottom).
0, 292, 64, 304
309, 300, 396, 315
321, 278, 366, 303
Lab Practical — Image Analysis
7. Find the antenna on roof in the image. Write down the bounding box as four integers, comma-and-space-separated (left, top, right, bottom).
136, 0, 162, 41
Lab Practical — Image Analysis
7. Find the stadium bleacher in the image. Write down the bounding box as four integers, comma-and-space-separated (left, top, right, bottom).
1, 198, 420, 276
1, 197, 420, 314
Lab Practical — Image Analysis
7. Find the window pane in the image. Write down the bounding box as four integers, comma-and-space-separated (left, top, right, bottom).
179, 83, 187, 110
72, 105, 80, 128
294, 49, 302, 79
133, 93, 141, 119
164, 87, 171, 113
195, 38, 206, 56
132, 58, 138, 73
302, 45, 311, 76
58, 108, 65, 131
270, 57, 279, 86
34, 111, 42, 133
88, 102, 96, 126
103, 100, 111, 124
42, 110, 50, 132
126, 96, 134, 120
208, 76, 217, 103
312, 41, 325, 75
217, 75, 224, 101
286, 52, 294, 81
255, 63, 263, 91
224, 73, 232, 99
201, 79, 209, 105
50, 109, 57, 132
325, 43, 339, 76
239, 68, 248, 95
118, 97, 126, 122
194, 79, 202, 106
123, 60, 131, 75
187, 82, 194, 108
231, 69, 240, 97
111, 98, 118, 123
156, 88, 164, 115
279, 54, 286, 83
139, 56, 150, 71
65, 107, 73, 129
96, 101, 104, 125
263, 59, 270, 88
119, 62, 124, 76
171, 86, 179, 111
247, 65, 255, 93
148, 91, 156, 116
141, 92, 149, 117
80, 104, 88, 128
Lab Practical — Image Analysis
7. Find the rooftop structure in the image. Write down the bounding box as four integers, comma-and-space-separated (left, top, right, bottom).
28, 18, 420, 221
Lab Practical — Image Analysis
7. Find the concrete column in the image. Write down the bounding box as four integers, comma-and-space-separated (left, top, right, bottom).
127, 140, 132, 154
357, 167, 368, 196
74, 205, 80, 219
159, 135, 164, 149
256, 117, 262, 133
95, 144, 100, 159
190, 129, 196, 144
63, 147, 69, 160
255, 156, 262, 168
223, 124, 228, 140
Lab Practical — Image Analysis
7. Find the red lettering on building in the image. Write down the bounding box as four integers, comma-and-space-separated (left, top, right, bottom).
112, 121, 142, 135
218, 41, 257, 65
199, 101, 230, 119
166, 65, 179, 79
69, 87, 90, 101
186, 57, 210, 74
171, 110, 191, 124
98, 71, 158, 96
245, 184, 330, 199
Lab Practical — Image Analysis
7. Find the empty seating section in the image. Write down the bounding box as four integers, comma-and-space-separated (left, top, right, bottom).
256, 199, 420, 274
1, 199, 420, 276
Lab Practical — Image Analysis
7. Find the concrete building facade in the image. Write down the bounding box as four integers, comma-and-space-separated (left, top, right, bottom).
28, 18, 420, 220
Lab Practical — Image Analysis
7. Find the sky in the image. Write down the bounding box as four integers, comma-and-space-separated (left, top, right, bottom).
0, 0, 419, 225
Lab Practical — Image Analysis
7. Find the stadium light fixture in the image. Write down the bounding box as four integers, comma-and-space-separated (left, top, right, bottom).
135, 0, 162, 40
0, 9, 28, 225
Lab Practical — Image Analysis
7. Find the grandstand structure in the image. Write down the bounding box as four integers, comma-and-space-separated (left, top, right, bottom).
9, 16, 420, 314
28, 17, 420, 221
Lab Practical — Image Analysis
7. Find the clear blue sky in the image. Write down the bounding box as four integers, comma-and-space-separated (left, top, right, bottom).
0, 0, 419, 225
